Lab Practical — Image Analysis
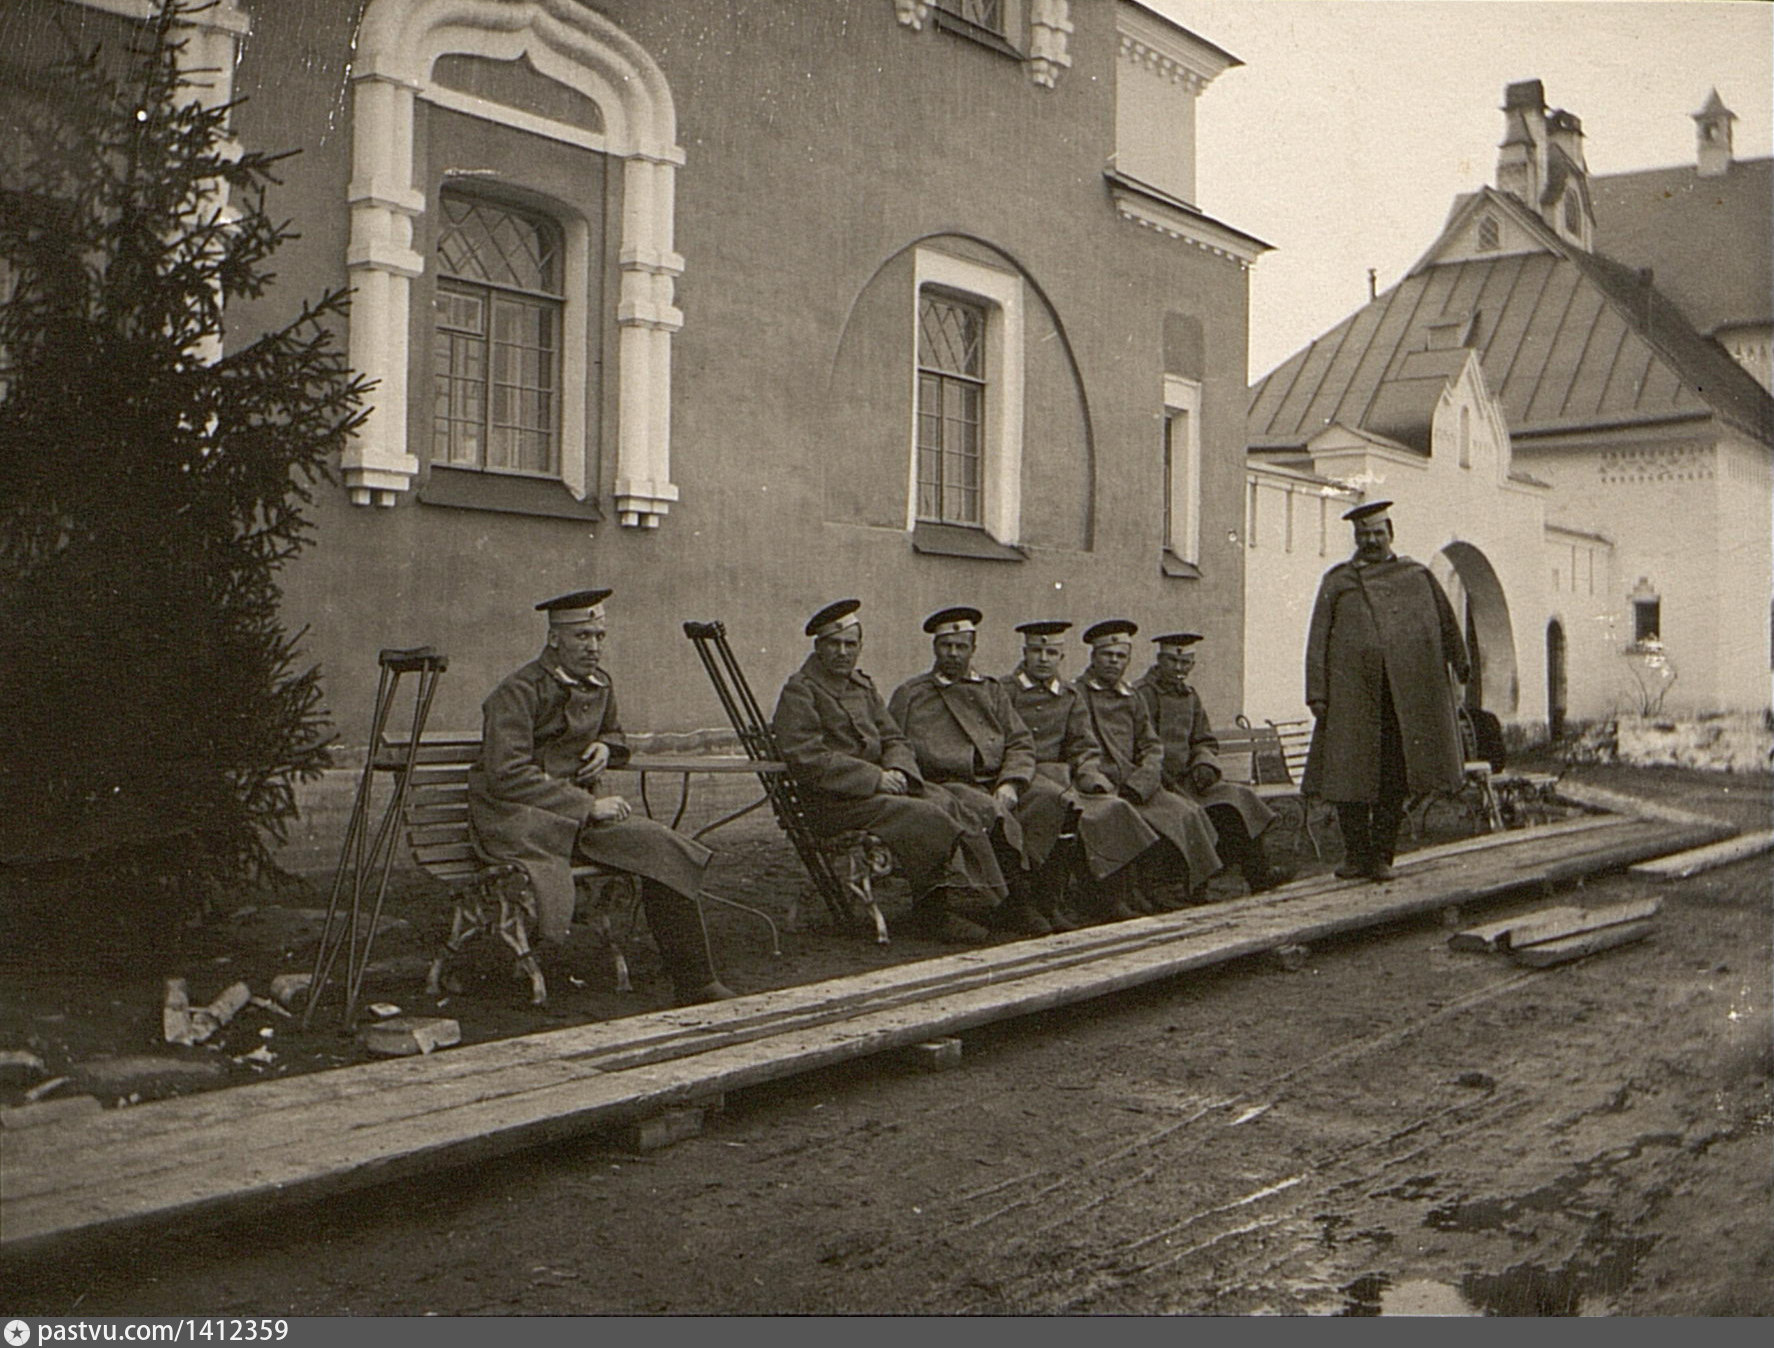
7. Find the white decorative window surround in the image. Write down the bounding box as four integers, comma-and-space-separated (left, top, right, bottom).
346, 0, 684, 524
910, 248, 1023, 544
1027, 2, 1074, 86
892, 0, 1072, 89
1162, 375, 1202, 567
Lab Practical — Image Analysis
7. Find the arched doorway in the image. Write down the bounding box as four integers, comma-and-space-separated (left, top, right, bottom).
1433, 543, 1519, 714
1546, 620, 1568, 740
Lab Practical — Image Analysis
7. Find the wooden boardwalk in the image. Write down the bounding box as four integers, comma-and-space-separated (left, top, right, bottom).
0, 809, 1730, 1259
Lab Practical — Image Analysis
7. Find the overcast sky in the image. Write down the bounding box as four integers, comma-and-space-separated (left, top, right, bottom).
1152, 0, 1774, 381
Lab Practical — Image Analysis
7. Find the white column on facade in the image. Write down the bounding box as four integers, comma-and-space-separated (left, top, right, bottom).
342, 73, 425, 507
614, 150, 685, 528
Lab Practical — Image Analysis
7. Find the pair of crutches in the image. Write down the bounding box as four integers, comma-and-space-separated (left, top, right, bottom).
302, 647, 448, 1030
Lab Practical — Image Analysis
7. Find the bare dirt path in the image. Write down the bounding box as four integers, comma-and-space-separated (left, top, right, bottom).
6, 766, 1770, 1316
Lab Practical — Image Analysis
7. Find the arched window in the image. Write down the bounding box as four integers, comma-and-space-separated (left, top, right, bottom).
344, 0, 683, 525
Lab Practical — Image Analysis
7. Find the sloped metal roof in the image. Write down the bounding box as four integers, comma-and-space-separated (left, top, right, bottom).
1250, 199, 1774, 449
1589, 157, 1773, 335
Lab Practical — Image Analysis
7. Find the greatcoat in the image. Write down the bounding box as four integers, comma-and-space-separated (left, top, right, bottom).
770, 656, 1002, 898
1002, 669, 1158, 878
468, 658, 710, 943
1134, 668, 1276, 837
887, 670, 1069, 870
1302, 555, 1472, 802
1073, 673, 1223, 886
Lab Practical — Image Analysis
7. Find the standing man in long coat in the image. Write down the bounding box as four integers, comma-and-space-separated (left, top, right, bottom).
889, 607, 1067, 937
468, 589, 735, 1006
1304, 501, 1471, 881
771, 599, 1004, 944
1002, 620, 1159, 926
1136, 632, 1286, 895
1074, 620, 1223, 909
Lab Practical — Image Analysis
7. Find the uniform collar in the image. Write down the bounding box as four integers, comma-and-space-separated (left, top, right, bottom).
543, 658, 608, 690
1015, 668, 1063, 695
933, 669, 984, 687
1147, 669, 1192, 696
1083, 672, 1133, 697
803, 654, 870, 690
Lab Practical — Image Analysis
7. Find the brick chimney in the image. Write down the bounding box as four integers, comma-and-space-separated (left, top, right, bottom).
1496, 79, 1546, 207
1694, 88, 1736, 178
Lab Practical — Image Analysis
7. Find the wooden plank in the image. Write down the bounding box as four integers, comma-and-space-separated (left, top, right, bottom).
1450, 906, 1585, 952
1508, 919, 1656, 967
1398, 814, 1618, 869
405, 803, 469, 825
1554, 780, 1732, 831
3, 818, 1664, 1163
10, 818, 1669, 1158
1628, 829, 1774, 880
410, 841, 478, 865
0, 815, 1718, 1255
1505, 898, 1661, 949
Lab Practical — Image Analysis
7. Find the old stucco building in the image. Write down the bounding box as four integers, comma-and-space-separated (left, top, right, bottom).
1243, 80, 1773, 740
6, 0, 1273, 862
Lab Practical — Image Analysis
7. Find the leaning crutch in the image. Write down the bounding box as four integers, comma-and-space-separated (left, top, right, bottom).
303, 647, 449, 1029
684, 621, 851, 926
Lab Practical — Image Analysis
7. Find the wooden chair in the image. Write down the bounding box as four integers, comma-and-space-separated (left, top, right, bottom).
684, 621, 893, 943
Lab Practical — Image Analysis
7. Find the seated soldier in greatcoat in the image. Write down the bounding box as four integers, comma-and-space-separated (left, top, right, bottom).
1135, 632, 1288, 896
1073, 620, 1223, 910
770, 599, 1005, 944
888, 607, 1068, 939
467, 589, 735, 1007
1000, 620, 1161, 926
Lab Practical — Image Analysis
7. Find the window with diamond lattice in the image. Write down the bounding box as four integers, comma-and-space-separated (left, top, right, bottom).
432, 192, 563, 475
917, 291, 987, 526
939, 0, 1005, 32
1477, 215, 1499, 252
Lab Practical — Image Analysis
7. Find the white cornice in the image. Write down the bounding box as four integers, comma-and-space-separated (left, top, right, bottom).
1109, 181, 1268, 268
1115, 2, 1237, 90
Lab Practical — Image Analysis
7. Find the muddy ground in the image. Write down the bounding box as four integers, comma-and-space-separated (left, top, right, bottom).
4, 761, 1770, 1315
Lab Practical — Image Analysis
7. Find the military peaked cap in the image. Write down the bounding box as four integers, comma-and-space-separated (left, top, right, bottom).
1083, 619, 1138, 646
536, 589, 612, 624
1342, 499, 1393, 522
1015, 620, 1073, 639
923, 606, 983, 635
1152, 631, 1204, 648
805, 598, 863, 638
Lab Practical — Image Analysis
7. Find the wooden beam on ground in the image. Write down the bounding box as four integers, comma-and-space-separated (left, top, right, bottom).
0, 812, 1729, 1260
1449, 907, 1584, 953
1503, 898, 1661, 950
1509, 919, 1657, 967
1554, 780, 1732, 832
1628, 829, 1774, 880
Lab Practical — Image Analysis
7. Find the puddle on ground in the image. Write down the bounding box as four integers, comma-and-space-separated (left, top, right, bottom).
1337, 1273, 1480, 1316
1333, 1241, 1660, 1317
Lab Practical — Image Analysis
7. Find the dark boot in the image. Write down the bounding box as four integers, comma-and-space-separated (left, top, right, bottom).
1029, 858, 1078, 932
1138, 847, 1191, 910
911, 889, 993, 944
990, 875, 1053, 937
640, 879, 728, 1002
1242, 836, 1292, 894
1371, 795, 1405, 880
1334, 804, 1373, 879
1090, 869, 1141, 923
